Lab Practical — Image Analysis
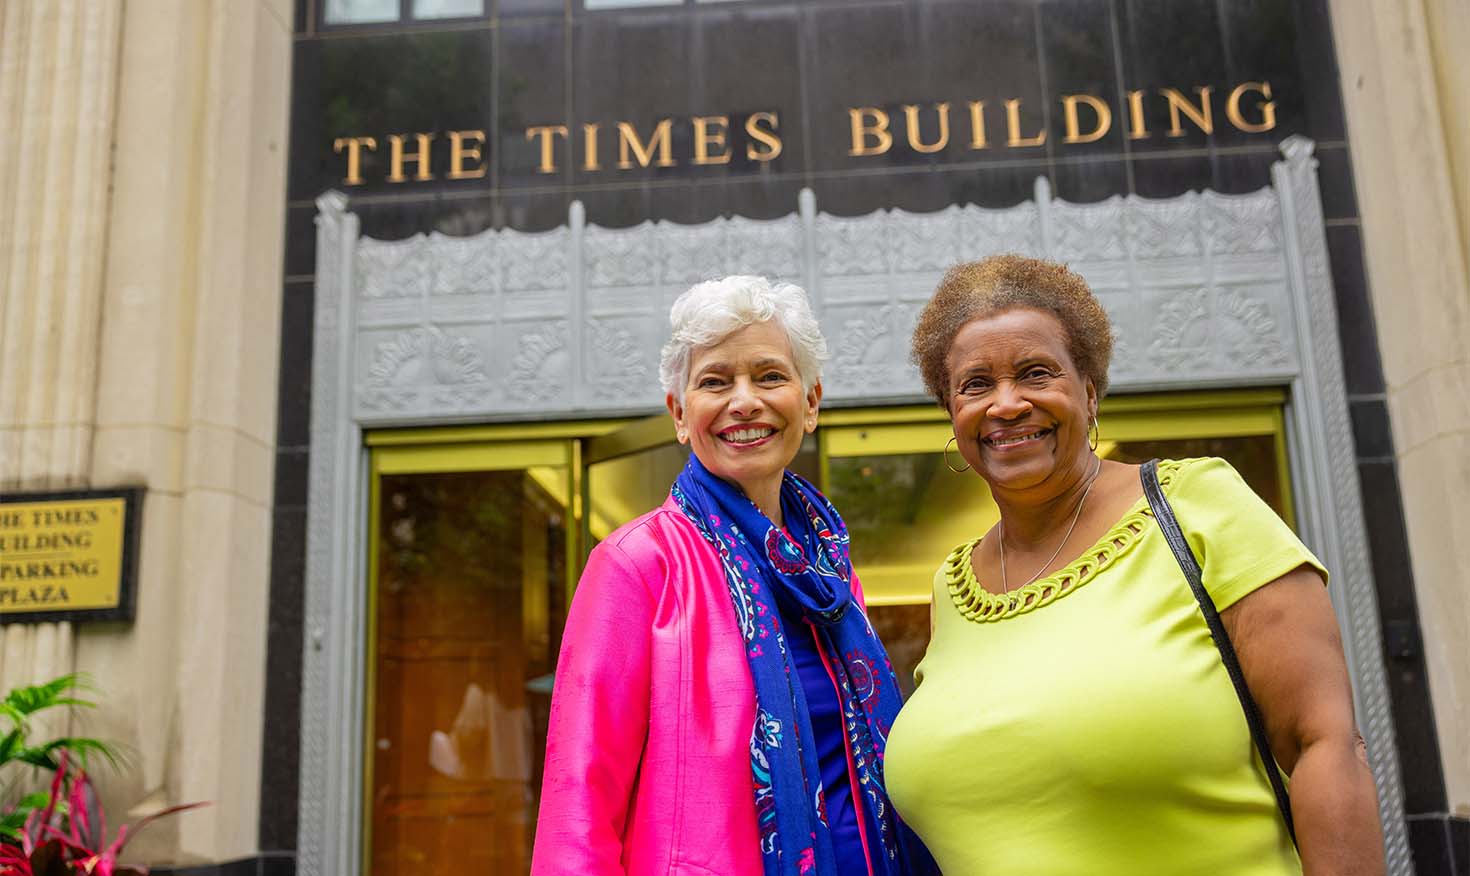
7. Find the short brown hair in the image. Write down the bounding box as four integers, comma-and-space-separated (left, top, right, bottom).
910, 255, 1114, 406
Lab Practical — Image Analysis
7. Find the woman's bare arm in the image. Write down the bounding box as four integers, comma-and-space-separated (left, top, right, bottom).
1223, 566, 1384, 876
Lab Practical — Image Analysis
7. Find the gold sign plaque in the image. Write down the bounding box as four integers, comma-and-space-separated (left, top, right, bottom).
0, 489, 142, 623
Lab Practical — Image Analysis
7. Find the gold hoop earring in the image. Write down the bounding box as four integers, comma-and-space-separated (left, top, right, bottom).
944, 436, 971, 473
1088, 416, 1099, 452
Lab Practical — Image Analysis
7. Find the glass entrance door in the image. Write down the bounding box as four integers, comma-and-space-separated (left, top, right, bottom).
580, 414, 819, 552
358, 388, 1298, 874
365, 440, 575, 876
582, 415, 686, 550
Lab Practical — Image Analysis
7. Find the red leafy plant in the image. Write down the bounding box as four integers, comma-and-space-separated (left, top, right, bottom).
0, 753, 205, 876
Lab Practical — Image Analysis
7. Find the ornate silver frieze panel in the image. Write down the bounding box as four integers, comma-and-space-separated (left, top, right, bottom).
332, 167, 1301, 423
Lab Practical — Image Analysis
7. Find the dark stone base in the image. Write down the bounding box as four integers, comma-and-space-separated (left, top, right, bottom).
145, 820, 1468, 876
1408, 814, 1470, 876
150, 853, 294, 876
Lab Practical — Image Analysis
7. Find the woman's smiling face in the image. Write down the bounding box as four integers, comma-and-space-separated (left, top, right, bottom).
668, 320, 820, 504
945, 307, 1097, 493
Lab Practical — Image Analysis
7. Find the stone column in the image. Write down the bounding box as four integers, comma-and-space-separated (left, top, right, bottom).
0, 1, 125, 690
76, 0, 291, 864
1330, 0, 1470, 818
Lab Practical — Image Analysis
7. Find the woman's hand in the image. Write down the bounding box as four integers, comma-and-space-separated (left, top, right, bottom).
1223, 565, 1385, 876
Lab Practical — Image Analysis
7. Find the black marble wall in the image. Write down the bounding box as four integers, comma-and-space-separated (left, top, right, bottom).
281, 0, 1354, 241
262, 1, 1460, 873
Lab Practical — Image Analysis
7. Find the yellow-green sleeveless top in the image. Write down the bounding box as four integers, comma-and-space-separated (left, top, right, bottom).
884, 458, 1324, 875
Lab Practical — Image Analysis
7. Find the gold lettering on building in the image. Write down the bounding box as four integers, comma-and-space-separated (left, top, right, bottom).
693, 116, 732, 165
327, 81, 1286, 184
1226, 81, 1276, 133
848, 107, 893, 156
447, 130, 487, 180
618, 119, 676, 169
388, 133, 435, 182
1126, 90, 1149, 140
526, 125, 568, 174
1061, 94, 1112, 144
1161, 86, 1214, 137
903, 103, 951, 154
582, 123, 602, 171
745, 112, 783, 161
1004, 99, 1046, 148
333, 136, 378, 185
967, 101, 989, 150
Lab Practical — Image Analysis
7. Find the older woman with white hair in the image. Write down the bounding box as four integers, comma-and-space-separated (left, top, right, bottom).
531, 277, 929, 876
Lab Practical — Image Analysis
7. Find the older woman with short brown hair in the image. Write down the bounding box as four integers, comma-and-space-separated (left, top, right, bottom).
883, 254, 1384, 875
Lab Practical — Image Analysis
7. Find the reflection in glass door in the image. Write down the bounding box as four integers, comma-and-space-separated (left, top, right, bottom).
824, 448, 995, 699
583, 416, 687, 550
581, 414, 818, 554
365, 442, 573, 876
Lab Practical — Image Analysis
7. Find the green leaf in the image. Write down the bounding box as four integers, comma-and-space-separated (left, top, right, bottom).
1, 674, 97, 719
44, 698, 96, 710
0, 791, 54, 841
38, 738, 120, 769
14, 791, 50, 809
0, 674, 120, 803
0, 729, 21, 763
15, 747, 58, 770
0, 703, 28, 729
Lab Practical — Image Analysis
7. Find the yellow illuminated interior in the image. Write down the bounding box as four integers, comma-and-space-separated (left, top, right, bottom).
818, 389, 1290, 606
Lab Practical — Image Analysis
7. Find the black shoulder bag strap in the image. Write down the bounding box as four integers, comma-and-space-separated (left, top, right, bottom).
1139, 459, 1297, 847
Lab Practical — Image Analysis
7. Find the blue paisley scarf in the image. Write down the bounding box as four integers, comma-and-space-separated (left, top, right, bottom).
672, 454, 915, 876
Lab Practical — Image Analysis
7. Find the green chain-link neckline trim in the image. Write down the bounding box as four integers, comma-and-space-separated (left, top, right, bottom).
945, 459, 1182, 623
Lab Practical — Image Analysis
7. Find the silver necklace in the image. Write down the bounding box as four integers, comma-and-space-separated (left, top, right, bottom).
998, 456, 1104, 592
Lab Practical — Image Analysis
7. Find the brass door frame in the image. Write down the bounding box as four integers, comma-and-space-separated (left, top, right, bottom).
362, 436, 579, 874
580, 413, 679, 563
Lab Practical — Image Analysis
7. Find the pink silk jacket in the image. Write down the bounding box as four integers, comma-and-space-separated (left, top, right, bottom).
530, 497, 867, 876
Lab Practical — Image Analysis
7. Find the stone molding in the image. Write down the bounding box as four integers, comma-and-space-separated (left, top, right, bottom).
339, 173, 1302, 423
1274, 139, 1410, 872
1331, 0, 1470, 827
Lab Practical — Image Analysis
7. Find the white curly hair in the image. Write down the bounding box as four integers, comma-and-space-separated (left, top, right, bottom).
659, 276, 829, 402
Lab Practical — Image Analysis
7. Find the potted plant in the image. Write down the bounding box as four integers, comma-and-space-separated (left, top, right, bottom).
0, 751, 204, 876
0, 674, 120, 841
